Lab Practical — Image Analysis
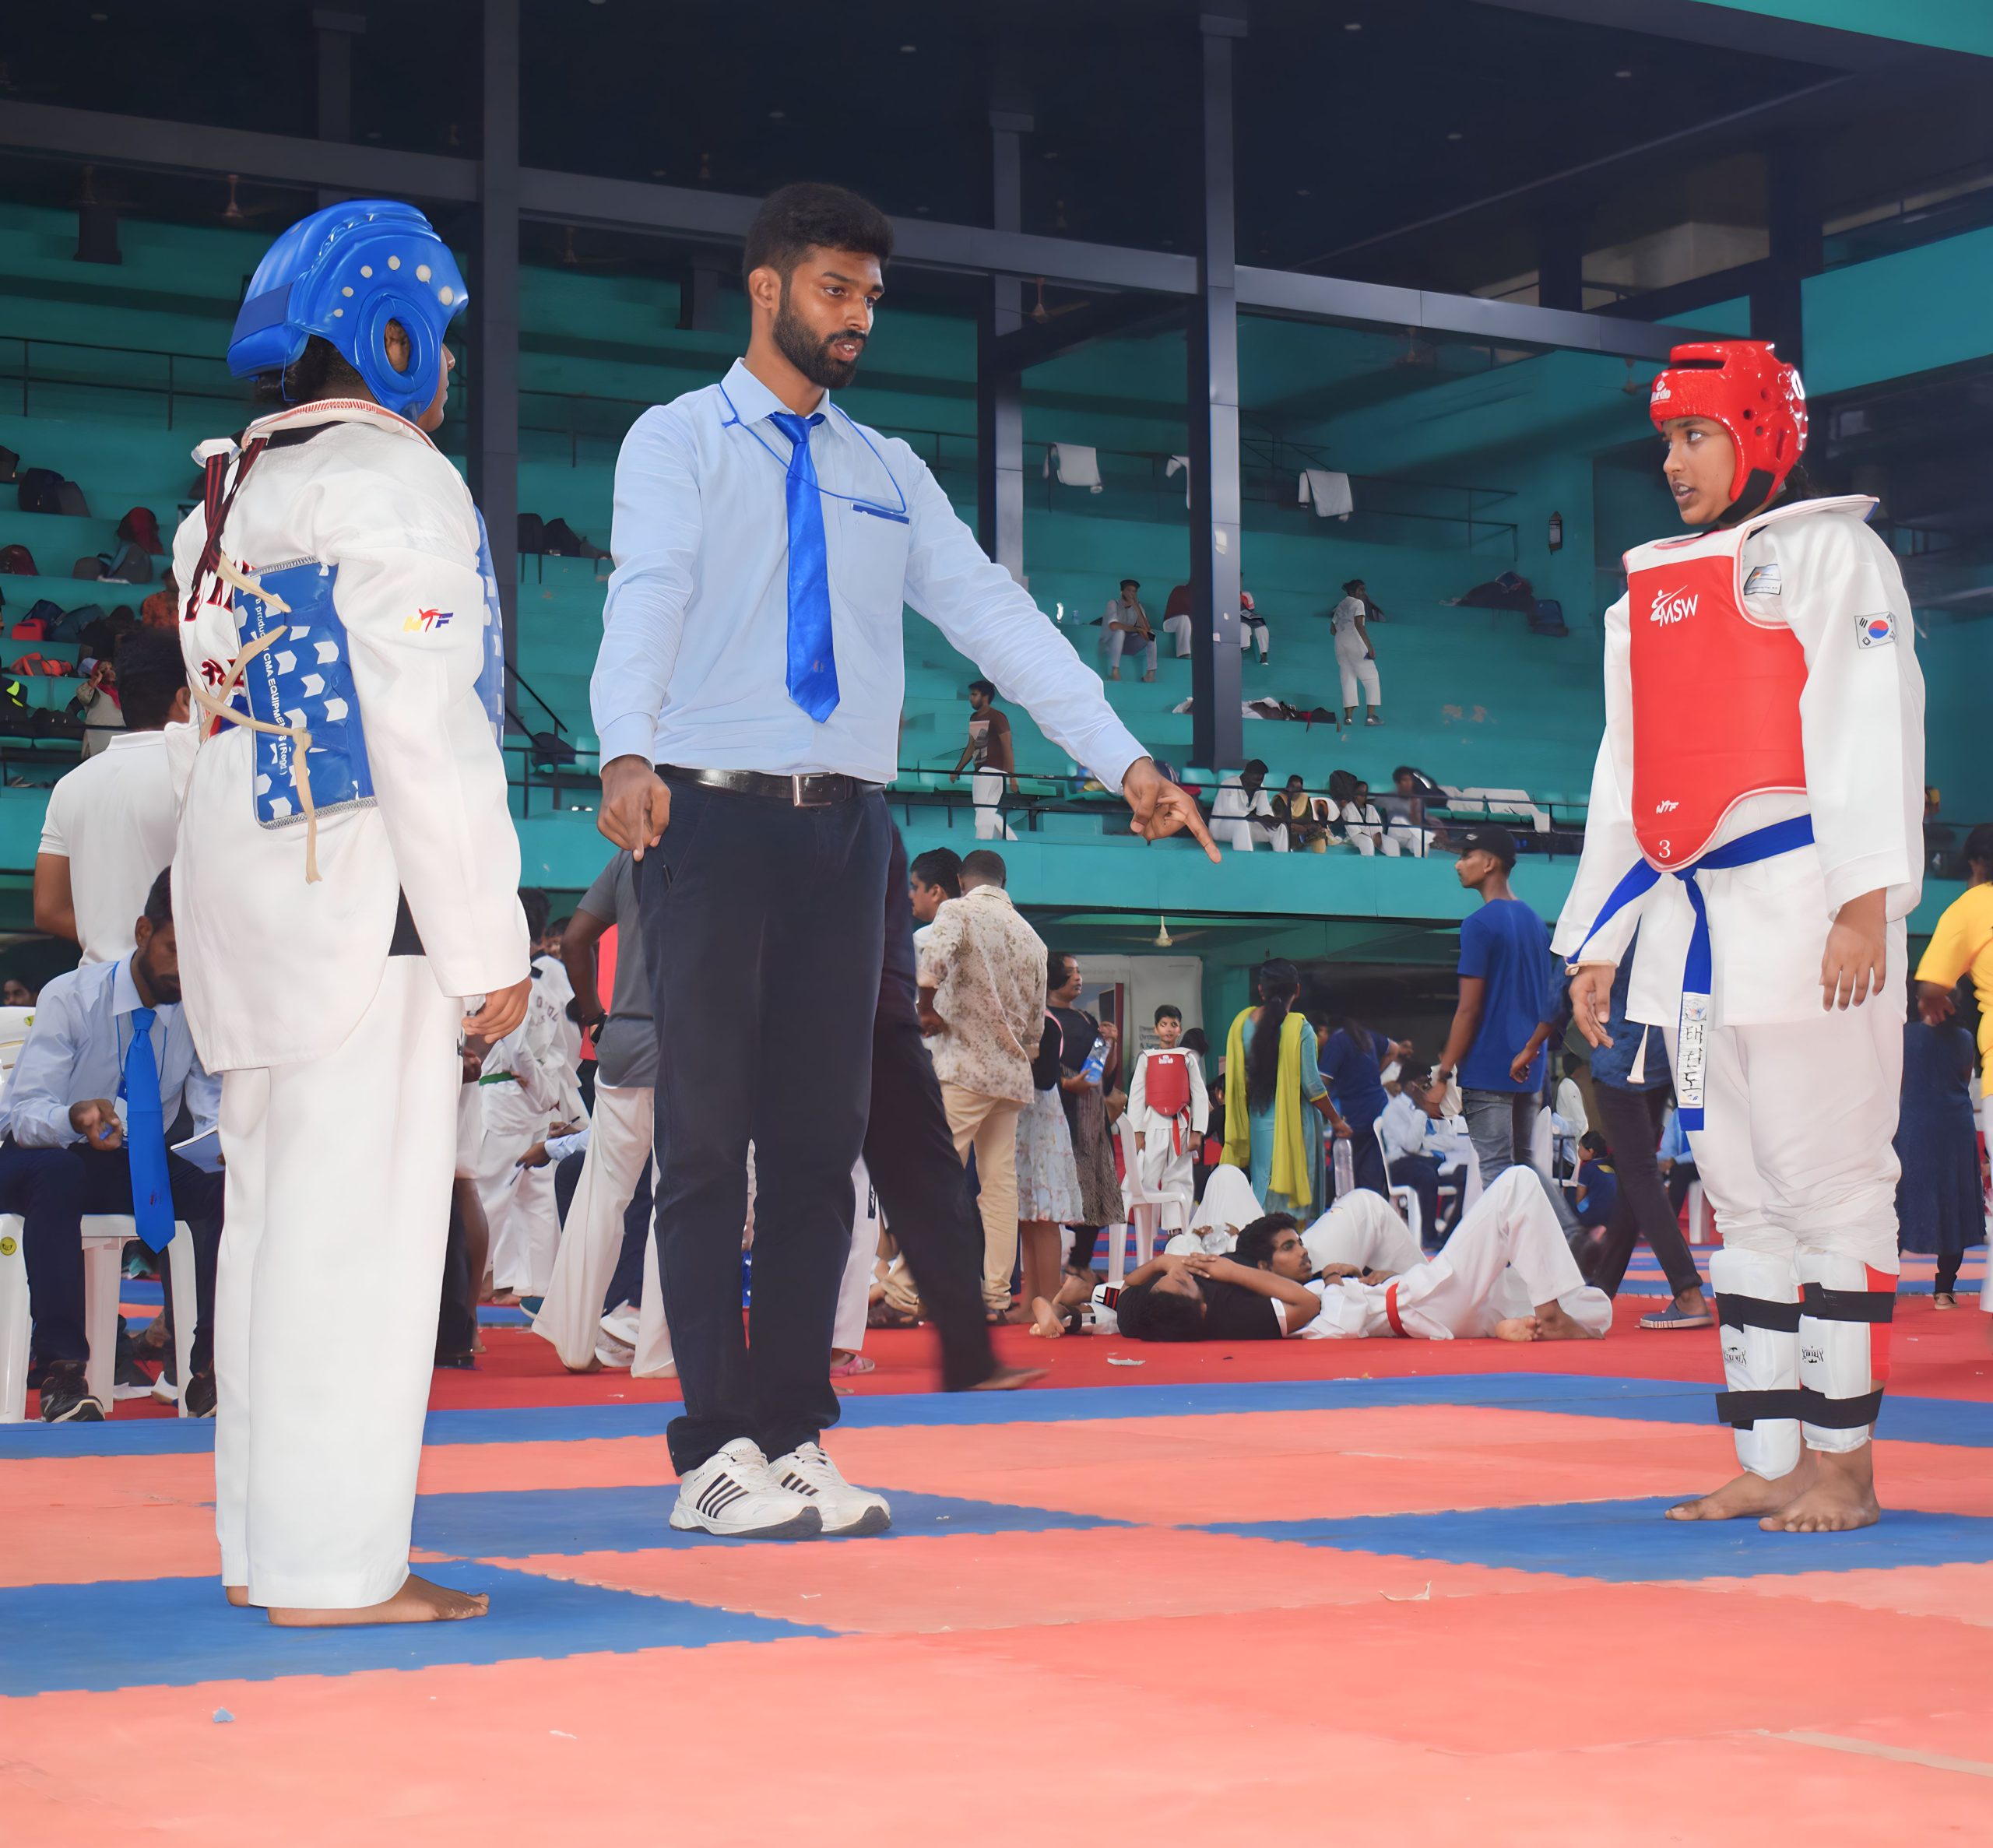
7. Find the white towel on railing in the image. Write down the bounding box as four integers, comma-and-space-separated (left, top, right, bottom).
1299, 469, 1353, 519
1045, 443, 1103, 491
1166, 454, 1191, 508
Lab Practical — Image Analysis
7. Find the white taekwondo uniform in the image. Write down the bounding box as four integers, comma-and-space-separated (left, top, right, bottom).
1126, 1045, 1208, 1204
476, 978, 570, 1297
1299, 1166, 1611, 1340
1552, 496, 1922, 1477
171, 397, 527, 1608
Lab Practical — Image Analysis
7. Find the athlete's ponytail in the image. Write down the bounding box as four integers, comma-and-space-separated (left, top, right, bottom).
1246, 958, 1302, 1114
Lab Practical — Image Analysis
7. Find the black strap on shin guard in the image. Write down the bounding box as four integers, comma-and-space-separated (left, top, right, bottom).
1715, 1292, 1801, 1333
1799, 1281, 1896, 1323
1798, 1386, 1885, 1428
1715, 1388, 1808, 1429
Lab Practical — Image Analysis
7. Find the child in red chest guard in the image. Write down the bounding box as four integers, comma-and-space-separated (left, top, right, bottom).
1555, 341, 1924, 1534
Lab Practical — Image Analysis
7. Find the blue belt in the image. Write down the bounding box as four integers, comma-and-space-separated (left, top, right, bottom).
1573, 815, 1815, 1133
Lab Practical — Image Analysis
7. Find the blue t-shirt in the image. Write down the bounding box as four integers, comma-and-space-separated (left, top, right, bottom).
1457, 897, 1552, 1094
1575, 1159, 1618, 1230
1316, 1028, 1388, 1130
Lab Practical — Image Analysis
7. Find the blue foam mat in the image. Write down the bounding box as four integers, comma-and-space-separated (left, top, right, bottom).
9, 1372, 1993, 1456
416, 1484, 1127, 1559
0, 1562, 832, 1698
1207, 1496, 1993, 1582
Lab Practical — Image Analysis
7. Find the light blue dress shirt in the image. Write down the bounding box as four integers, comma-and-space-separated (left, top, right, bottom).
0, 957, 220, 1149
591, 359, 1148, 785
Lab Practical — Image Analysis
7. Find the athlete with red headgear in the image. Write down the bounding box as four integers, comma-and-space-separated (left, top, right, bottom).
1554, 340, 1924, 1533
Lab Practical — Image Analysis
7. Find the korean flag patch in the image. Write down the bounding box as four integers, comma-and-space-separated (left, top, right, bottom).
1855, 610, 1896, 649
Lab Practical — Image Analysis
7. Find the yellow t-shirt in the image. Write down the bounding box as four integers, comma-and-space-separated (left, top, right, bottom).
1914, 882, 1993, 1077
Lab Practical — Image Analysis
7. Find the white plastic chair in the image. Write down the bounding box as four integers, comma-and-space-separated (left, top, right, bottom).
1110, 1116, 1190, 1284
0, 1213, 196, 1421
1684, 1179, 1716, 1245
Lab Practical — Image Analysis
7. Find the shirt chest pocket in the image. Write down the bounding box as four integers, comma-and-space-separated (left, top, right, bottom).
825, 498, 911, 618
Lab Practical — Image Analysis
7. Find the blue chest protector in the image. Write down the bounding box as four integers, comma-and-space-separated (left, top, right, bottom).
473, 510, 507, 747
230, 558, 374, 827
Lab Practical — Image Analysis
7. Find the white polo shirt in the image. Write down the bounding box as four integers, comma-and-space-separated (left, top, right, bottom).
37, 729, 178, 964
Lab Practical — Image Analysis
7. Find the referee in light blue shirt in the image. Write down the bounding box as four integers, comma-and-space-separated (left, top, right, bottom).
592, 184, 1214, 1535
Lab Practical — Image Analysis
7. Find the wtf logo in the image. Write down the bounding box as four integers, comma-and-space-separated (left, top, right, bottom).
1650, 588, 1697, 625
403, 608, 454, 633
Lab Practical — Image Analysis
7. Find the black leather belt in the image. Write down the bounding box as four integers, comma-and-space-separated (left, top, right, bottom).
658, 764, 884, 807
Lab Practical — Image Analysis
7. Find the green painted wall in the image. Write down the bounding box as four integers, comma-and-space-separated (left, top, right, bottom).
1804, 223, 1993, 395
1696, 0, 1993, 57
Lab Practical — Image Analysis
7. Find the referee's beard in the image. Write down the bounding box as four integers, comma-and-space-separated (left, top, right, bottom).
774, 283, 866, 390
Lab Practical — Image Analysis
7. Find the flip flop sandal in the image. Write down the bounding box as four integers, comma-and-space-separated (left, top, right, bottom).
1933, 1293, 1958, 1310
828, 1354, 877, 1378
1639, 1299, 1714, 1330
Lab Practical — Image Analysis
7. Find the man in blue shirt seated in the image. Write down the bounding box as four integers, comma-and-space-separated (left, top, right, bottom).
0, 869, 223, 1421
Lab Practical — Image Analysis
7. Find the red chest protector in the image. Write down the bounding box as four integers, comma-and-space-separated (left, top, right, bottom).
1623, 514, 1809, 868
1144, 1050, 1191, 1119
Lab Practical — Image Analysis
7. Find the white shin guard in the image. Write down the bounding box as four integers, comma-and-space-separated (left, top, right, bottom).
1710, 1246, 1802, 1481
1797, 1251, 1894, 1455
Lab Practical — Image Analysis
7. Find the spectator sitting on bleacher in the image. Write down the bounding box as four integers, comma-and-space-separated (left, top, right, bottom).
0, 870, 224, 1422
1101, 578, 1155, 683
140, 571, 179, 631
1376, 764, 1445, 858
1328, 771, 1398, 857
1237, 588, 1269, 664
1211, 759, 1286, 853
1162, 581, 1193, 659
1277, 775, 1327, 852
34, 629, 186, 964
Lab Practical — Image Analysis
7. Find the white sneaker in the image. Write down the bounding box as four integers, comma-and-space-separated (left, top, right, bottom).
769, 1442, 892, 1537
670, 1439, 823, 1540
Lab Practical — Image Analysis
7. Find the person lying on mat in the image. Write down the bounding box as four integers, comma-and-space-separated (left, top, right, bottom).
1115, 1169, 1610, 1343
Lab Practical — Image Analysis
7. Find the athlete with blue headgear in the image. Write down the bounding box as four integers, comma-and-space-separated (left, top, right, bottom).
170, 199, 530, 1626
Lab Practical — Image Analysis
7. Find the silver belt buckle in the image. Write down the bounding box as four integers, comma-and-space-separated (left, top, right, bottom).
792, 772, 827, 807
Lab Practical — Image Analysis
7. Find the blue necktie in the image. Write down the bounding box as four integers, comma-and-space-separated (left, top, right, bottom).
122, 1007, 175, 1252
767, 410, 839, 722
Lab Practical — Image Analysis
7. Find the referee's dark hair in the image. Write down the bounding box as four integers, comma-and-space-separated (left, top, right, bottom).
743, 183, 894, 285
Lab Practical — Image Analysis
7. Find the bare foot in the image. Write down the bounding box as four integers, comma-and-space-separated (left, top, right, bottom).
1759, 1446, 1880, 1533
266, 1572, 490, 1627
1530, 1301, 1597, 1341
1053, 1272, 1096, 1309
1030, 1296, 1066, 1340
968, 1364, 1050, 1391
1493, 1316, 1539, 1342
1666, 1459, 1808, 1523
1933, 1292, 1956, 1310
224, 1584, 249, 1607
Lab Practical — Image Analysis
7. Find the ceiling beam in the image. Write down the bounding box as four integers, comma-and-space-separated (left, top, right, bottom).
1235, 265, 1704, 358
0, 97, 1712, 359
1299, 64, 1960, 275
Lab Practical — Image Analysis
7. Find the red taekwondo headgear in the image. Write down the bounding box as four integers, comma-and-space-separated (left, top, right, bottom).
1648, 340, 1808, 517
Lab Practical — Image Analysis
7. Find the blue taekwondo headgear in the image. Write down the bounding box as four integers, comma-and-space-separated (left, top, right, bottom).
227, 199, 469, 421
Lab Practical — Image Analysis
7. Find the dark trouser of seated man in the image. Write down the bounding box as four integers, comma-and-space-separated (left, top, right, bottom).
2, 1143, 223, 1407
0, 868, 223, 1421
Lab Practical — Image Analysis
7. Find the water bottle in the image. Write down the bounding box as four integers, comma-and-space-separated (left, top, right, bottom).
1333, 1133, 1355, 1198
1080, 1036, 1109, 1084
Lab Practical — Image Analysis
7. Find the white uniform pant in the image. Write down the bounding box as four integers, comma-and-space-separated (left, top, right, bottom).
1213, 816, 1287, 854
1303, 1167, 1608, 1338
972, 770, 1017, 841
533, 1082, 655, 1368
1239, 614, 1269, 661
833, 1158, 880, 1353
1335, 631, 1380, 709
1387, 823, 1429, 858
214, 958, 460, 1607
1163, 612, 1192, 657
1139, 1138, 1196, 1207
479, 1084, 558, 1295
1671, 955, 1903, 1474
1345, 829, 1401, 858
1102, 627, 1157, 676
636, 1157, 877, 1370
